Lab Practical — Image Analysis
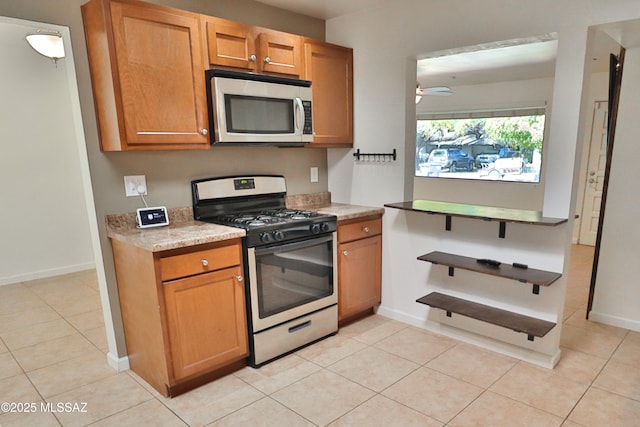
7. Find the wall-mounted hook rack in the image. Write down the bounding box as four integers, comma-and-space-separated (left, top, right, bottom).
353, 148, 396, 162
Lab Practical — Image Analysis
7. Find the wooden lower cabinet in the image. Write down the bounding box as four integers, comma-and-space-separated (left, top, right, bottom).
111, 238, 248, 397
337, 216, 382, 322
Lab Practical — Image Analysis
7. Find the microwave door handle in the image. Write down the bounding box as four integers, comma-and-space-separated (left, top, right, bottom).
294, 97, 304, 136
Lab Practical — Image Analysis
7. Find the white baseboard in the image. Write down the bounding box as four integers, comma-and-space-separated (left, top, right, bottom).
107, 352, 130, 372
589, 311, 640, 332
0, 262, 95, 286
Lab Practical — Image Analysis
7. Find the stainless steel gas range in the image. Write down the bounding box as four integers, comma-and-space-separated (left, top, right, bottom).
191, 175, 338, 367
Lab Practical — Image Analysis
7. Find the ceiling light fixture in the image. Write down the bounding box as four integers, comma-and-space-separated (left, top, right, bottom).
26, 31, 65, 64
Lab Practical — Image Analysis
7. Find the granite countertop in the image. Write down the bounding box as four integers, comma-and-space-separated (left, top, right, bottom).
106, 194, 384, 252
106, 207, 244, 252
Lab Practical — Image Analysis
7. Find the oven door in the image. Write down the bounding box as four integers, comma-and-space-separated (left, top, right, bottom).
247, 233, 337, 332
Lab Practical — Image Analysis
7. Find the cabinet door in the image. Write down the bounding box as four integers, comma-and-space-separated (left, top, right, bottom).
203, 17, 257, 71
257, 30, 303, 76
303, 40, 353, 147
164, 266, 248, 381
109, 1, 208, 148
338, 235, 382, 321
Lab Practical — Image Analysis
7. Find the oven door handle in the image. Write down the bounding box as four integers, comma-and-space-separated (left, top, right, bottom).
253, 234, 333, 256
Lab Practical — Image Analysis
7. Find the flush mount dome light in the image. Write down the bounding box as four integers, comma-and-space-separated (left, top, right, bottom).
26, 32, 65, 63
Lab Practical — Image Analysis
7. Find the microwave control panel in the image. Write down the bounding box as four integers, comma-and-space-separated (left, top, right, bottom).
303, 101, 313, 135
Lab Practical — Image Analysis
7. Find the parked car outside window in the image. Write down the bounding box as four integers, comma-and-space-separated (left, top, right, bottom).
427, 148, 475, 172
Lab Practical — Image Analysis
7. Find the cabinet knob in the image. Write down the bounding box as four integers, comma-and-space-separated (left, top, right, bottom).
200, 128, 208, 136
249, 54, 256, 62
264, 56, 271, 64
236, 275, 243, 282
201, 259, 209, 267
342, 250, 348, 256
363, 226, 370, 233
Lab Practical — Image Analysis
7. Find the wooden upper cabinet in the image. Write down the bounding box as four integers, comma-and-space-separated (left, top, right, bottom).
256, 29, 303, 76
82, 0, 209, 151
303, 40, 353, 147
202, 16, 257, 71
203, 16, 302, 77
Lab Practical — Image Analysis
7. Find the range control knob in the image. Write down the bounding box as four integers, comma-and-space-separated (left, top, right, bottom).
273, 230, 285, 241
320, 222, 330, 232
310, 223, 321, 234
260, 232, 272, 243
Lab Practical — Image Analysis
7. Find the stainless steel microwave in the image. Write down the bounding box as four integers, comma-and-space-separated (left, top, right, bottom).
205, 69, 313, 145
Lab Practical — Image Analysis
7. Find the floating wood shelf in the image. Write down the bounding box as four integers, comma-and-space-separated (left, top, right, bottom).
417, 251, 562, 294
417, 292, 556, 341
384, 200, 567, 238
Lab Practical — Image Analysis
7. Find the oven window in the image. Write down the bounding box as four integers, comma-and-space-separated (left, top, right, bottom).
255, 237, 334, 318
225, 94, 294, 134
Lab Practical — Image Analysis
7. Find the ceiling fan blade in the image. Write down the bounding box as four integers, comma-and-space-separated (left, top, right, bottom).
421, 86, 453, 96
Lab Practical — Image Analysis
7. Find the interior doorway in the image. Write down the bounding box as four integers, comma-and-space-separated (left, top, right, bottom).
578, 101, 608, 246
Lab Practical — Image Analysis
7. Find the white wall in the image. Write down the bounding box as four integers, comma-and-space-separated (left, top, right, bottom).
590, 47, 640, 331
325, 0, 640, 365
0, 18, 94, 285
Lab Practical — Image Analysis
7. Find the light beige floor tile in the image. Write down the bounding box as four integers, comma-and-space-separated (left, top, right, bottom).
0, 289, 49, 316
489, 363, 588, 418
338, 315, 407, 345
550, 347, 607, 386
560, 324, 624, 359
47, 373, 152, 427
561, 421, 585, 427
27, 348, 116, 398
210, 397, 314, 427
45, 293, 102, 318
65, 309, 105, 333
450, 391, 563, 427
162, 374, 263, 426
0, 338, 7, 354
90, 399, 187, 427
0, 319, 77, 351
12, 333, 97, 372
0, 373, 42, 405
295, 334, 367, 367
564, 310, 628, 338
374, 327, 457, 365
382, 366, 483, 423
426, 343, 517, 388
83, 325, 109, 353
0, 352, 23, 381
234, 354, 321, 394
0, 404, 60, 427
569, 387, 640, 426
593, 360, 640, 401
329, 395, 443, 427
610, 334, 640, 367
0, 305, 61, 335
329, 346, 418, 392
272, 370, 375, 426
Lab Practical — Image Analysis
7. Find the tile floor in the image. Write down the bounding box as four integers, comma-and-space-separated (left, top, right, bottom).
1, 245, 639, 426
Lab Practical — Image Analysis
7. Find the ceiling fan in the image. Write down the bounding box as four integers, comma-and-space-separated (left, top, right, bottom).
416, 83, 453, 103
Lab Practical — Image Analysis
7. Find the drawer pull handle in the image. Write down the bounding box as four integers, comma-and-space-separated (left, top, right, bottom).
342, 250, 348, 256
201, 259, 209, 267
288, 320, 311, 333
363, 226, 370, 233
236, 275, 243, 282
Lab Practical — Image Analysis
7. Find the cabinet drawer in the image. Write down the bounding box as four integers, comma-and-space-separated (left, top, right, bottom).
160, 244, 241, 282
338, 217, 382, 243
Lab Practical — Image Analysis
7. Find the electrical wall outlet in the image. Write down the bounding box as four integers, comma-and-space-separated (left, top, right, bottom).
124, 175, 147, 197
310, 167, 319, 183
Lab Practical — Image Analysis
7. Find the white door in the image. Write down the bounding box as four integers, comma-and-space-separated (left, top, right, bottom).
579, 101, 608, 246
